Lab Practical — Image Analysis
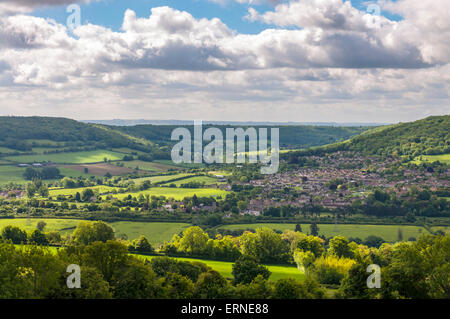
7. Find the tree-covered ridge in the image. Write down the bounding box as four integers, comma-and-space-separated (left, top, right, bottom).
343, 115, 449, 156
116, 124, 369, 149
0, 116, 144, 151
285, 115, 449, 157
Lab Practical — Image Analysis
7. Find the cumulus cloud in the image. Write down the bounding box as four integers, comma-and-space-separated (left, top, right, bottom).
0, 1, 448, 121
0, 0, 94, 16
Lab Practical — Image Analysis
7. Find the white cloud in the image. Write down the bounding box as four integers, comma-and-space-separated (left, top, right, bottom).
0, 1, 448, 121
0, 0, 95, 16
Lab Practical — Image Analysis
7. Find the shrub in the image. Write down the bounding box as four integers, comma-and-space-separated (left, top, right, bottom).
310, 255, 355, 285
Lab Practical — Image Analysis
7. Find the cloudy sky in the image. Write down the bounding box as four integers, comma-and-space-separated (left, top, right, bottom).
0, 0, 449, 122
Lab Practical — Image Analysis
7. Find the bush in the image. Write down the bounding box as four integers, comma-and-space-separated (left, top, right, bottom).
310, 256, 355, 285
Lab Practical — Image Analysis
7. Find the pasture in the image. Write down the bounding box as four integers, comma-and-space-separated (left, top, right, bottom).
0, 147, 22, 154
0, 218, 82, 233
161, 175, 224, 187
3, 150, 124, 164
48, 185, 121, 197
219, 223, 429, 242
411, 154, 450, 165
138, 255, 305, 281
0, 165, 27, 185
109, 221, 191, 245
1, 219, 191, 245
208, 171, 232, 177
119, 160, 181, 172
63, 163, 136, 176
131, 173, 195, 184
105, 187, 229, 201
154, 160, 204, 169
431, 226, 450, 234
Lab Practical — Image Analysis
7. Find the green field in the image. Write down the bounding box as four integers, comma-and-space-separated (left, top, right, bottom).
411, 154, 450, 165
131, 173, 195, 185
219, 223, 429, 242
208, 171, 232, 177
0, 165, 27, 185
138, 255, 305, 281
3, 150, 124, 164
119, 160, 181, 172
48, 185, 121, 197
110, 221, 191, 245
0, 147, 22, 154
1, 219, 191, 245
105, 187, 229, 201
431, 226, 450, 234
154, 160, 205, 169
0, 218, 82, 233
161, 175, 224, 187
57, 166, 94, 178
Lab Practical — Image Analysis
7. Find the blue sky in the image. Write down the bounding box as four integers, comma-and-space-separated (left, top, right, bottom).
31, 0, 402, 34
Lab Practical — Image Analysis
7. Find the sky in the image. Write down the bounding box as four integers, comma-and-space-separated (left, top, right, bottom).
0, 0, 449, 123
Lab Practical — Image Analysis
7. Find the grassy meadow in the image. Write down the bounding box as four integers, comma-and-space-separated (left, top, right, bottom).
48, 185, 121, 197
3, 150, 124, 164
105, 187, 228, 201
110, 221, 191, 244
0, 218, 82, 233
411, 154, 450, 165
161, 175, 224, 186
138, 255, 305, 281
219, 223, 429, 242
0, 166, 27, 185
131, 173, 194, 185
0, 219, 191, 245
119, 160, 182, 172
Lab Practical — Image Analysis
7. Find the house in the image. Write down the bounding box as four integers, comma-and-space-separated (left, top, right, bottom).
240, 210, 261, 217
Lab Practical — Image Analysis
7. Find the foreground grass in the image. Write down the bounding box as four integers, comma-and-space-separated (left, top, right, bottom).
138, 255, 305, 281
15, 244, 305, 282
219, 223, 429, 242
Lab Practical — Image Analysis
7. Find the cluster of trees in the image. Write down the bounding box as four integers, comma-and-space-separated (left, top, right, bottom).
0, 116, 141, 149
0, 219, 448, 299
26, 179, 49, 198
283, 116, 449, 159
0, 223, 325, 299
292, 233, 450, 299
160, 226, 241, 261
23, 167, 61, 180
0, 223, 62, 246
351, 188, 449, 218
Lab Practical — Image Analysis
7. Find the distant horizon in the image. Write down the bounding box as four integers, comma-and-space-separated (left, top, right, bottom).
2, 113, 450, 127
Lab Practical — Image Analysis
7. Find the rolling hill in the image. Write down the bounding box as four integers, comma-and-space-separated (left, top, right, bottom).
0, 116, 147, 152
283, 115, 449, 158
